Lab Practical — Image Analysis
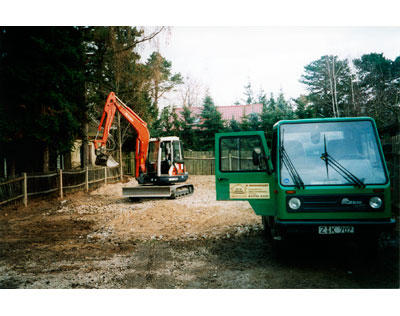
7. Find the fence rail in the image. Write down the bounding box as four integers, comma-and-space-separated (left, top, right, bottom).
0, 166, 120, 208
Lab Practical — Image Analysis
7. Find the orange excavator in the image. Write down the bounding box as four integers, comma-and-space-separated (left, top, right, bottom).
94, 92, 194, 199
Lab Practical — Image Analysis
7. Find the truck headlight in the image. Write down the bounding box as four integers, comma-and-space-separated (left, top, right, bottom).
369, 197, 382, 209
288, 197, 301, 210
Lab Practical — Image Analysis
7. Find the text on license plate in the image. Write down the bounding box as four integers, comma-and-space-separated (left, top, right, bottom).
318, 225, 354, 234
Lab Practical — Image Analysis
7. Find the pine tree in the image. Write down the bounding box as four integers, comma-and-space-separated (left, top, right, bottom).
353, 53, 400, 127
243, 82, 254, 104
199, 95, 224, 151
146, 52, 183, 110
300, 55, 353, 118
0, 27, 85, 174
248, 113, 261, 130
293, 95, 313, 119
228, 118, 241, 132
180, 105, 197, 149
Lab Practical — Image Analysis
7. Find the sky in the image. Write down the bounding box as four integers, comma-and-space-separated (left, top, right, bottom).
0, 8, 400, 106
141, 27, 400, 107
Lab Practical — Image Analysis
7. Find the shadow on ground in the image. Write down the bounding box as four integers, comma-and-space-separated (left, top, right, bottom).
119, 232, 399, 289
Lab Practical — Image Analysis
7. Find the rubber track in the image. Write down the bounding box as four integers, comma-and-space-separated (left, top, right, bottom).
172, 184, 194, 199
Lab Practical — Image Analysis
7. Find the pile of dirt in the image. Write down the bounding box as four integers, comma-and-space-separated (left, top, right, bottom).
49, 176, 261, 242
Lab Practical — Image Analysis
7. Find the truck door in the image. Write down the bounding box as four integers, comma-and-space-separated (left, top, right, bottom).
215, 131, 276, 216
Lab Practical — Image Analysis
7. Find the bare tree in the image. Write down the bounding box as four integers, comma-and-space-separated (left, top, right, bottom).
325, 56, 343, 117
178, 75, 205, 107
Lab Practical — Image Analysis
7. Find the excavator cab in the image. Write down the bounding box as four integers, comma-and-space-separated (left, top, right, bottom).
142, 137, 188, 185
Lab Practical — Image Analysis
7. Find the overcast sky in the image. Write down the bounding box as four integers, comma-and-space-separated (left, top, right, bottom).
142, 27, 400, 107
0, 8, 400, 105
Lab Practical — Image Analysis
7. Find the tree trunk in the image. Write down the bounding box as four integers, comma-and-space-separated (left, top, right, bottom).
350, 78, 356, 116
3, 158, 7, 179
326, 58, 336, 117
117, 112, 123, 180
9, 158, 15, 178
43, 145, 50, 173
64, 152, 72, 170
82, 122, 89, 168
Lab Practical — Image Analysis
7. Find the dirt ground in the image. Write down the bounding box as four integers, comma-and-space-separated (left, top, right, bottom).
0, 176, 399, 289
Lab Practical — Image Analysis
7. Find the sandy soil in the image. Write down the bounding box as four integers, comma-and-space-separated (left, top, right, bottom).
0, 176, 398, 289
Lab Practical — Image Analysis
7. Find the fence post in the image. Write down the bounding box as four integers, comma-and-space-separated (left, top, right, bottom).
120, 157, 123, 181
130, 152, 135, 176
23, 172, 27, 207
59, 169, 63, 199
228, 153, 232, 171
104, 167, 107, 185
85, 166, 89, 192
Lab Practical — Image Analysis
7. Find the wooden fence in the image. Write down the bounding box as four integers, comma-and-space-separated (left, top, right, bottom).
0, 166, 120, 208
184, 151, 215, 175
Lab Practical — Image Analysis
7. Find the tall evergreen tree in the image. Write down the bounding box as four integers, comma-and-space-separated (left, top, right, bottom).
293, 95, 314, 119
300, 55, 353, 118
353, 53, 400, 127
146, 52, 183, 111
179, 105, 197, 149
199, 95, 224, 151
228, 118, 241, 132
0, 27, 85, 174
243, 82, 254, 104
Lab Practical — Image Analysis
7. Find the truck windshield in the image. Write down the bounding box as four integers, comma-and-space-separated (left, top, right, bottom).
279, 120, 387, 186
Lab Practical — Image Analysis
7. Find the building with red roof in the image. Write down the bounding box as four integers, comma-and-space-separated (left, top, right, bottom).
176, 103, 263, 123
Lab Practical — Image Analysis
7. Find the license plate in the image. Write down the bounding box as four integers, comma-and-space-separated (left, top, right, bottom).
318, 225, 354, 234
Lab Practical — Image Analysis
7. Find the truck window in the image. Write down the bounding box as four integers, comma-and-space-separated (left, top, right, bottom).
220, 136, 266, 172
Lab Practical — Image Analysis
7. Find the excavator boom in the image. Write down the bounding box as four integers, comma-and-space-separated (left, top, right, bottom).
93, 92, 150, 178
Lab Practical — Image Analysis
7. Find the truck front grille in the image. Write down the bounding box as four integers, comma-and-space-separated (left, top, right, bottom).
286, 194, 384, 213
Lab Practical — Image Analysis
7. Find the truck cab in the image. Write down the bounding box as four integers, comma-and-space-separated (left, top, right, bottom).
215, 117, 395, 242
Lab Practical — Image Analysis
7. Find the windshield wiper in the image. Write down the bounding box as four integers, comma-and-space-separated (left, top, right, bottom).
320, 135, 365, 188
280, 145, 305, 189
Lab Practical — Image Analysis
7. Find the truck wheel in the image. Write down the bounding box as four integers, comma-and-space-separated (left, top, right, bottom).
262, 216, 272, 240
358, 232, 380, 256
272, 239, 289, 260
267, 217, 289, 259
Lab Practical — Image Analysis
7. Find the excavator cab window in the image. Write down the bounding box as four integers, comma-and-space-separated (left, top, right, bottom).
173, 140, 184, 163
146, 141, 159, 174
160, 141, 172, 174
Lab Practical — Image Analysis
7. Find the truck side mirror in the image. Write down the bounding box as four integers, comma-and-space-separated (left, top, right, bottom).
253, 147, 273, 175
252, 148, 261, 165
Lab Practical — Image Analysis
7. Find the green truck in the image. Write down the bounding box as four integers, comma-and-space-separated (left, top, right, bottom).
215, 117, 395, 244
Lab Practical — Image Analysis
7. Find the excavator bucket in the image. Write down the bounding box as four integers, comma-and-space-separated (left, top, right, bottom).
95, 153, 119, 168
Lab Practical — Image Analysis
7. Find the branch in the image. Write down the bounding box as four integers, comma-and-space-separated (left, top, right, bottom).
115, 27, 165, 53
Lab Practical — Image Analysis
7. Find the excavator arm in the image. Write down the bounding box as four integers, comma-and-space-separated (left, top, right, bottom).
93, 92, 150, 178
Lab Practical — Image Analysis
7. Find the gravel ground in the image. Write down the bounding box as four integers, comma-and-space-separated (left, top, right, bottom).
0, 175, 398, 289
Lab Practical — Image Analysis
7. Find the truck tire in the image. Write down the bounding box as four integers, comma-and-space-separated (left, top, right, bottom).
272, 239, 289, 260
262, 216, 272, 240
